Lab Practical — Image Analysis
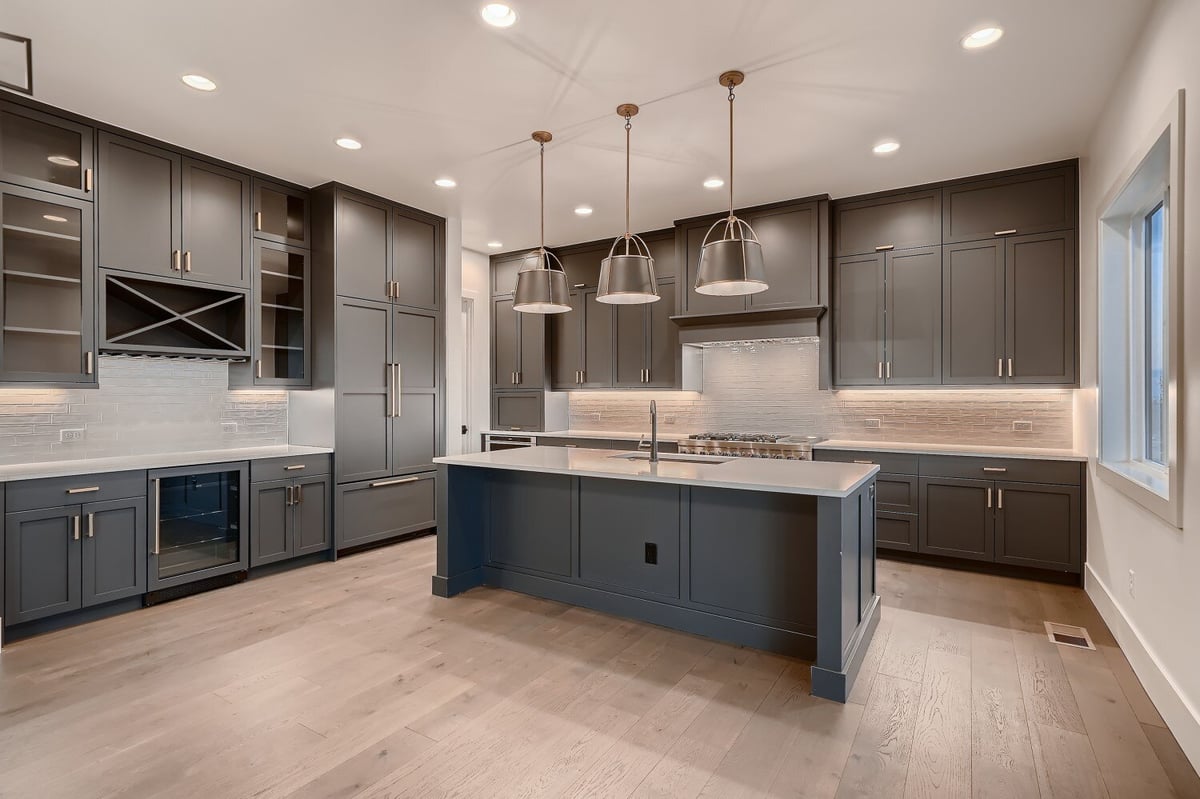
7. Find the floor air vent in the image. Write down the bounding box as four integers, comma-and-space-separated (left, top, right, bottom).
1044, 621, 1096, 650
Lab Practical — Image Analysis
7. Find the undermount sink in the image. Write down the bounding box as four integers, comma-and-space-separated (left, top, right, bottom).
610, 452, 733, 465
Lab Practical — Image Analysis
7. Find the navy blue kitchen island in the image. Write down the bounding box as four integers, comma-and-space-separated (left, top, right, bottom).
432, 446, 880, 702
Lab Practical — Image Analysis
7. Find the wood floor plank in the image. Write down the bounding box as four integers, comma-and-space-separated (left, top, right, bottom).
1012, 630, 1086, 733
970, 632, 1040, 799
835, 674, 923, 798
876, 612, 933, 683
848, 615, 894, 706
904, 649, 972, 799
1028, 722, 1110, 799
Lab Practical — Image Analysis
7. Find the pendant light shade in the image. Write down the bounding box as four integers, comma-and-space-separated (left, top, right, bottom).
514, 130, 571, 314
598, 104, 659, 305
693, 70, 769, 297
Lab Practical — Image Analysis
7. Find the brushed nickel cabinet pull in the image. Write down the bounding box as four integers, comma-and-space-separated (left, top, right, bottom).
645, 368, 651, 383
997, 358, 1003, 378
998, 488, 1004, 509
853, 460, 875, 465
184, 251, 192, 272
986, 488, 992, 509
994, 229, 1017, 236
84, 168, 93, 192
386, 364, 395, 418
284, 464, 306, 471
1007, 357, 1014, 378
516, 370, 522, 384
172, 250, 181, 271
295, 484, 303, 504
85, 350, 94, 375
982, 467, 1008, 473
370, 476, 419, 488
886, 361, 891, 379
256, 359, 263, 379
73, 515, 81, 541
87, 512, 95, 538
66, 486, 100, 494
875, 244, 894, 251
152, 478, 161, 555
877, 362, 883, 379
255, 211, 263, 231
574, 283, 585, 288
395, 363, 403, 417
285, 485, 294, 506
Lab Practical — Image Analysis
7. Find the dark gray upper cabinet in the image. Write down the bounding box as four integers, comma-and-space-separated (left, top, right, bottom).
235, 240, 310, 387
391, 209, 440, 310
0, 184, 97, 385
833, 253, 885, 386
490, 251, 526, 297
746, 203, 823, 310
0, 102, 95, 201
614, 300, 646, 388
335, 297, 392, 483
391, 309, 439, 474
334, 191, 390, 302
943, 165, 1076, 244
492, 391, 543, 431
549, 289, 584, 389
82, 497, 147, 607
645, 231, 677, 280
834, 189, 941, 257
994, 481, 1081, 572
97, 133, 181, 280
1006, 232, 1076, 384
942, 240, 1005, 385
180, 158, 250, 288
677, 216, 742, 316
492, 295, 519, 390
252, 178, 309, 248
886, 246, 942, 385
558, 242, 604, 290
919, 477, 995, 562
647, 281, 678, 388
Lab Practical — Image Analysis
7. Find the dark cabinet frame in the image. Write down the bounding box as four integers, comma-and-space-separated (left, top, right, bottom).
0, 101, 96, 201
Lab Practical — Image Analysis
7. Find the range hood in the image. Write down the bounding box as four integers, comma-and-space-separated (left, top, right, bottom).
671, 304, 825, 347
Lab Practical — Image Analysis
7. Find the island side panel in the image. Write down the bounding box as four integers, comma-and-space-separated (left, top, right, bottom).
433, 463, 487, 596
812, 479, 881, 702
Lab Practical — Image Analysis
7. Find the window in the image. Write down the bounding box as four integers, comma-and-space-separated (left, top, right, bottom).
1097, 92, 1182, 527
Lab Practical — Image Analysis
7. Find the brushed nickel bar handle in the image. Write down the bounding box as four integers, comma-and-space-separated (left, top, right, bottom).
997, 488, 1004, 509
172, 250, 181, 271
66, 486, 100, 494
184, 251, 192, 272
982, 467, 1008, 473
395, 362, 402, 417
645, 368, 651, 383
385, 364, 394, 418
284, 464, 306, 471
256, 359, 263, 379
986, 488, 992, 509
73, 515, 81, 541
573, 283, 585, 288
875, 244, 894, 251
285, 485, 294, 506
853, 460, 875, 465
1007, 358, 1014, 378
886, 362, 891, 379
84, 168, 93, 192
994, 229, 1017, 236
87, 512, 95, 538
997, 358, 1003, 378
152, 478, 161, 555
370, 476, 419, 488
254, 211, 263, 231
295, 484, 303, 504
85, 351, 94, 375
877, 362, 883, 379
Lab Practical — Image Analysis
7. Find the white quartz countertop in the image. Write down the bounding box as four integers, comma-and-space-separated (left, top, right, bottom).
814, 439, 1088, 462
436, 446, 878, 498
0, 445, 334, 483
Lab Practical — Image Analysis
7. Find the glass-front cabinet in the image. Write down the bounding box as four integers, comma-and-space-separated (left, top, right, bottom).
252, 179, 308, 248
0, 103, 95, 200
0, 183, 95, 384
148, 463, 249, 591
254, 240, 309, 386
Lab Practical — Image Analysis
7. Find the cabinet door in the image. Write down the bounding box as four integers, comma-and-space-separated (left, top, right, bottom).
0, 103, 95, 200
679, 217, 744, 316
747, 202, 820, 309
833, 253, 885, 385
919, 477, 994, 561
490, 252, 525, 297
82, 497, 146, 606
391, 309, 439, 474
487, 471, 572, 577
614, 300, 646, 388
834, 189, 942, 257
294, 475, 331, 556
4, 505, 82, 624
995, 482, 1080, 572
876, 512, 918, 552
582, 289, 615, 387
579, 479, 680, 598
516, 306, 545, 389
558, 243, 604, 290
0, 185, 96, 384
250, 479, 292, 567
942, 241, 1005, 385
1006, 232, 1076, 384
646, 280, 678, 387
492, 296, 519, 389
492, 391, 542, 431
253, 241, 310, 386
335, 192, 390, 302
885, 246, 941, 385
943, 166, 1076, 244
549, 290, 583, 389
252, 179, 308, 247
392, 209, 439, 310
181, 158, 250, 288
335, 298, 391, 483
97, 133, 181, 279
337, 472, 436, 550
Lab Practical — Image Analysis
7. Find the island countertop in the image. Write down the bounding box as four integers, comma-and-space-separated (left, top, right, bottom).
434, 446, 877, 498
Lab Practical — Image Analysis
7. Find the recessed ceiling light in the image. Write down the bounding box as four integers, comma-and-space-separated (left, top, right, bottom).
335, 137, 362, 150
42, 214, 68, 223
434, 177, 457, 188
873, 140, 901, 155
962, 26, 1004, 50
574, 205, 593, 216
487, 241, 504, 249
703, 177, 725, 189
46, 155, 79, 167
480, 3, 517, 27
181, 74, 217, 92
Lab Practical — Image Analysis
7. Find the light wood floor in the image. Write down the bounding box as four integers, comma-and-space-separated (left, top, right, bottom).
1, 537, 1197, 799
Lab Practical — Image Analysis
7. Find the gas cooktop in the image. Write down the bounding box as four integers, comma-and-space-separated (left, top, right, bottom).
680, 433, 825, 459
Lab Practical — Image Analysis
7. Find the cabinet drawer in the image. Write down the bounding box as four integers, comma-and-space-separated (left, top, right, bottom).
814, 448, 919, 475
337, 472, 436, 550
918, 455, 1081, 485
876, 474, 918, 513
877, 512, 918, 552
943, 166, 1076, 244
535, 436, 607, 449
250, 454, 331, 483
7, 470, 147, 513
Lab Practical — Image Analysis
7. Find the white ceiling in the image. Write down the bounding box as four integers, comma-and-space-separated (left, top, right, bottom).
4, 0, 1150, 253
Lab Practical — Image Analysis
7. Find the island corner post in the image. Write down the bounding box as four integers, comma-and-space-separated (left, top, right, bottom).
433, 461, 881, 703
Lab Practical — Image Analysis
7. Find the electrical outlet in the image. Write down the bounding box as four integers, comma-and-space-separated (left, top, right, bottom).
1128, 569, 1136, 597
222, 422, 238, 434
1012, 420, 1034, 433
864, 418, 882, 429
59, 429, 84, 443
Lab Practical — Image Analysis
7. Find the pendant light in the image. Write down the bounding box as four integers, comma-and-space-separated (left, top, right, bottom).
694, 70, 769, 297
513, 131, 571, 314
597, 104, 659, 305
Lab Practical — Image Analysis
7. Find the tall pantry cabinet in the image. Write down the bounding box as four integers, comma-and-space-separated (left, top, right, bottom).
292, 184, 445, 552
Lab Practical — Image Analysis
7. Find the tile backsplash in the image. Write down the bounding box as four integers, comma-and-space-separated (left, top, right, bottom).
0, 355, 287, 464
568, 338, 1074, 449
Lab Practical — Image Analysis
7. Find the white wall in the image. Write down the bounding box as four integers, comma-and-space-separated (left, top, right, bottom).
1079, 0, 1200, 767
444, 244, 491, 454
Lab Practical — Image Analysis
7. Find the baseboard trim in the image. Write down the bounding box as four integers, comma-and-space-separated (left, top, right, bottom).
1085, 562, 1200, 771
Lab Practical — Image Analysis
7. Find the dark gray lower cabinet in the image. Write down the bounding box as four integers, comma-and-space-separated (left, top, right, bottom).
5, 496, 145, 625
877, 512, 918, 552
487, 471, 572, 576
994, 481, 1081, 571
337, 472, 436, 550
250, 474, 330, 567
919, 477, 995, 561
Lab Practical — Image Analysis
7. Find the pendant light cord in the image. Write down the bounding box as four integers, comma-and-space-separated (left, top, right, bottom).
727, 82, 736, 219
539, 141, 545, 250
